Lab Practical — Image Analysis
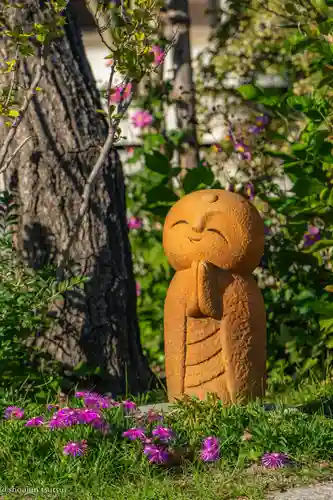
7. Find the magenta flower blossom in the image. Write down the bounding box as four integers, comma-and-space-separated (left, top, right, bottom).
127, 216, 143, 230
123, 427, 146, 441
303, 225, 321, 248
146, 409, 163, 424
25, 416, 44, 427
77, 408, 102, 424
143, 443, 169, 464
136, 281, 141, 297
63, 439, 88, 457
109, 83, 132, 104
200, 436, 220, 462
261, 452, 290, 469
234, 142, 252, 161
151, 45, 165, 65
4, 406, 24, 420
84, 395, 111, 409
132, 109, 153, 129
249, 115, 270, 134
91, 419, 110, 434
122, 400, 137, 412
152, 426, 175, 443
245, 182, 255, 200
49, 416, 69, 429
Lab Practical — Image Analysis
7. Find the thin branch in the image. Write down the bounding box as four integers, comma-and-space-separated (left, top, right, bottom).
0, 136, 32, 174
4, 46, 20, 109
56, 90, 134, 281
85, 0, 114, 51
0, 48, 47, 171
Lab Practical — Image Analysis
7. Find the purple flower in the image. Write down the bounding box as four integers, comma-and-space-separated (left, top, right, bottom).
264, 225, 270, 235
63, 439, 88, 457
75, 391, 112, 409
249, 115, 270, 134
200, 436, 220, 462
25, 416, 44, 427
226, 183, 235, 192
49, 416, 68, 429
4, 406, 24, 420
77, 408, 102, 424
234, 141, 252, 161
46, 404, 59, 412
152, 426, 175, 443
122, 400, 137, 412
261, 452, 290, 469
131, 110, 153, 129
123, 427, 146, 441
91, 419, 110, 434
143, 443, 169, 464
245, 182, 255, 200
84, 395, 111, 409
127, 216, 143, 230
303, 225, 321, 248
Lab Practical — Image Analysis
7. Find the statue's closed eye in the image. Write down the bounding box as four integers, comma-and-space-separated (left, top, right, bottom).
206, 228, 227, 242
172, 220, 188, 228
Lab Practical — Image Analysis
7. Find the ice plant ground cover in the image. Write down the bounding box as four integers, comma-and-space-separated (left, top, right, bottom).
1, 380, 333, 499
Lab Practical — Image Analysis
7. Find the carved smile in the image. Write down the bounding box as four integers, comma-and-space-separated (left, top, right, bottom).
188, 236, 202, 243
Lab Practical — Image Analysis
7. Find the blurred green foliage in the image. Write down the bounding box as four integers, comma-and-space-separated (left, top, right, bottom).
125, 0, 333, 389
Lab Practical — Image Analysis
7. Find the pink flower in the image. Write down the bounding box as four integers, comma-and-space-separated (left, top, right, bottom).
123, 427, 146, 441
25, 416, 44, 427
131, 110, 153, 129
127, 216, 143, 230
143, 443, 169, 464
261, 452, 290, 469
109, 83, 132, 104
152, 426, 175, 443
63, 439, 88, 457
200, 436, 220, 462
122, 400, 137, 412
151, 45, 164, 65
136, 282, 141, 297
4, 406, 24, 420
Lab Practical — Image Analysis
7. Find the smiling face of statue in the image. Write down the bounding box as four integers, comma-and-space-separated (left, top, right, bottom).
163, 189, 265, 274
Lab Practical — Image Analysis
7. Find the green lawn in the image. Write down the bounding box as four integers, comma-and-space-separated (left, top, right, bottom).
1, 378, 333, 500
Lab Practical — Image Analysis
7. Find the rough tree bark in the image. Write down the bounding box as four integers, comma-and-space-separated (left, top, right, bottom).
0, 0, 155, 395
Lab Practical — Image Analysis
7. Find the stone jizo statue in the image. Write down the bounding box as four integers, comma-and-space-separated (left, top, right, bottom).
163, 189, 266, 404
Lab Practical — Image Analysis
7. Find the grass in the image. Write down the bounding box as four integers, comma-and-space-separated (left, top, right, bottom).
1, 378, 333, 500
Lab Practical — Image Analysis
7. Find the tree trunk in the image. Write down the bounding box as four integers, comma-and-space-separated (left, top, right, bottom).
0, 0, 155, 395
164, 0, 199, 170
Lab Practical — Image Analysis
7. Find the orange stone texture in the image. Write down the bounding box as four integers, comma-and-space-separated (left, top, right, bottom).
163, 189, 266, 404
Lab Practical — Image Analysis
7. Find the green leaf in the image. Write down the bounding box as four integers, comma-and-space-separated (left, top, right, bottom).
237, 84, 258, 100
292, 177, 325, 196
320, 318, 333, 332
287, 95, 312, 111
312, 300, 333, 316
311, 0, 329, 15
8, 109, 19, 117
144, 152, 170, 175
146, 184, 179, 203
182, 165, 214, 194
326, 336, 333, 348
